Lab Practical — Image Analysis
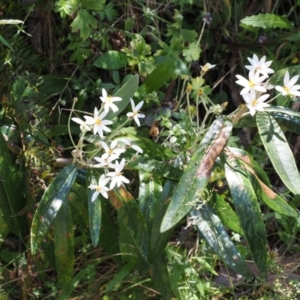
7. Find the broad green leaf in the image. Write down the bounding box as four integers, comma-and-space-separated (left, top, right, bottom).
105, 74, 139, 120
70, 9, 97, 40
240, 14, 293, 30
160, 116, 232, 232
248, 171, 298, 218
256, 112, 300, 195
82, 0, 105, 10
30, 164, 78, 254
93, 51, 127, 70
53, 200, 74, 288
0, 132, 26, 236
0, 34, 13, 50
110, 188, 149, 261
87, 170, 102, 247
139, 171, 162, 230
143, 58, 177, 93
39, 75, 69, 96
190, 203, 252, 278
182, 42, 201, 62
225, 158, 267, 275
212, 194, 243, 235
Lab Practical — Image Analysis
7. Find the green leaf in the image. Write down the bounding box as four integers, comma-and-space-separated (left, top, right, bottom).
148, 180, 177, 299
39, 76, 69, 96
248, 171, 298, 218
30, 164, 78, 254
269, 66, 300, 86
212, 194, 243, 235
150, 254, 171, 299
225, 159, 267, 275
53, 200, 74, 288
256, 112, 300, 195
93, 51, 127, 70
265, 106, 300, 134
113, 188, 149, 261
139, 172, 162, 230
160, 117, 232, 232
0, 34, 13, 50
190, 203, 252, 278
70, 9, 97, 40
143, 58, 177, 93
182, 42, 201, 62
105, 74, 139, 120
0, 132, 26, 235
82, 0, 105, 10
87, 170, 102, 247
240, 14, 293, 29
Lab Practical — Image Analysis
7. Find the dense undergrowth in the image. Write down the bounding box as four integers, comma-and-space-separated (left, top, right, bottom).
1, 0, 300, 299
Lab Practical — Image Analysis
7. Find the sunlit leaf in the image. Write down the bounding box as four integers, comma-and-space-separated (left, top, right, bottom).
225, 156, 267, 275
257, 112, 300, 195
87, 170, 102, 247
190, 203, 252, 278
93, 51, 127, 70
160, 117, 232, 232
240, 14, 293, 29
30, 164, 78, 254
70, 9, 97, 40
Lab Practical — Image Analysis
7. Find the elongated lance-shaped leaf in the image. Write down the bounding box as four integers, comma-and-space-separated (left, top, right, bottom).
190, 203, 252, 278
30, 164, 78, 254
0, 131, 27, 236
228, 147, 298, 218
139, 171, 163, 231
263, 106, 300, 134
225, 154, 267, 276
257, 112, 300, 195
212, 194, 243, 235
234, 106, 300, 135
109, 187, 150, 262
248, 170, 298, 218
87, 170, 102, 247
148, 180, 176, 298
53, 200, 74, 289
160, 116, 232, 232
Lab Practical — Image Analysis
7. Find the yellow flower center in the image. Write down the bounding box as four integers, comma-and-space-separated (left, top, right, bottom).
249, 80, 255, 88
251, 99, 258, 106
95, 118, 102, 125
197, 89, 203, 96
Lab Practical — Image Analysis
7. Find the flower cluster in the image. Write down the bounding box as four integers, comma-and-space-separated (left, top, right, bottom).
235, 54, 300, 116
71, 88, 145, 201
